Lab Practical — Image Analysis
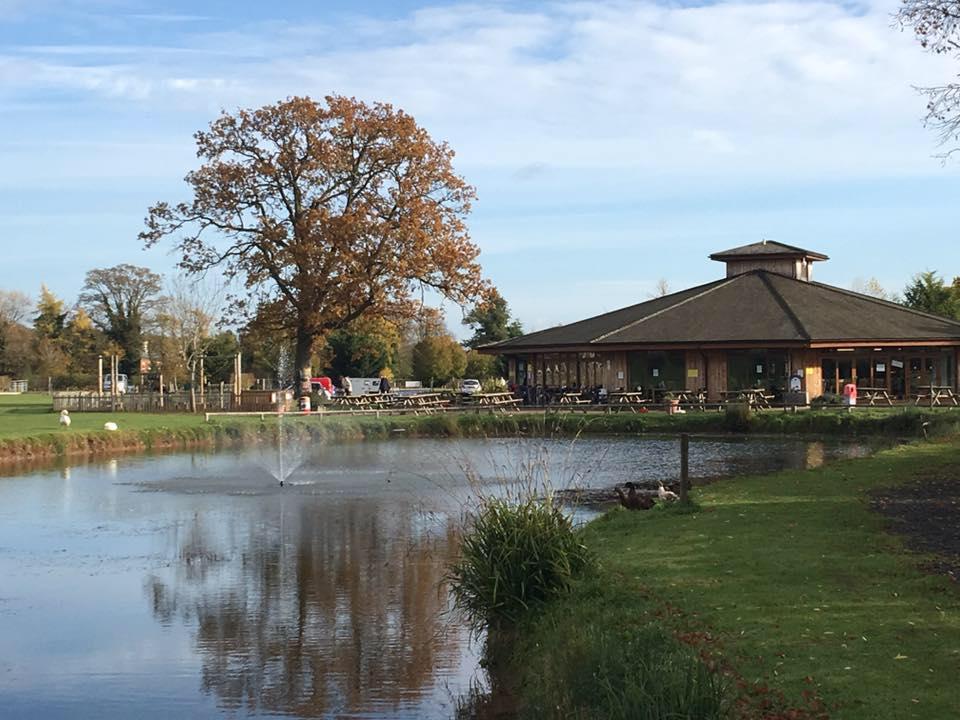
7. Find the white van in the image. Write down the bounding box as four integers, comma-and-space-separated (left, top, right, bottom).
349, 377, 384, 395
102, 374, 128, 394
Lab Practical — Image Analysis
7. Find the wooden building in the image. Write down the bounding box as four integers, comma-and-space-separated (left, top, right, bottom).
483, 241, 960, 401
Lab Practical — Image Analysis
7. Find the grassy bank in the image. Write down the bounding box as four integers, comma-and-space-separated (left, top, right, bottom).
3, 393, 960, 464
505, 439, 960, 719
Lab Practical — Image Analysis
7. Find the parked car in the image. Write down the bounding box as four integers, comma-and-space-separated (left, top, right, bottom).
460, 378, 482, 395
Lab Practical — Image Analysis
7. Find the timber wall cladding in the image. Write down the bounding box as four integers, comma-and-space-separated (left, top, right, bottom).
604, 352, 628, 391
705, 351, 727, 401
685, 351, 706, 392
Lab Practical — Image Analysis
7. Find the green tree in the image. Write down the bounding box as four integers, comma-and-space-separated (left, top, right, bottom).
462, 289, 523, 348
325, 317, 400, 379
903, 271, 958, 318
464, 351, 498, 380
204, 332, 240, 385
79, 264, 163, 376
412, 334, 467, 387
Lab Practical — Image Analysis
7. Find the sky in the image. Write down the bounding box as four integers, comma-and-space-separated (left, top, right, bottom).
2, 0, 960, 335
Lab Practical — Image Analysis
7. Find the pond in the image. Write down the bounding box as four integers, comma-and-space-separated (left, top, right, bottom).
0, 435, 884, 719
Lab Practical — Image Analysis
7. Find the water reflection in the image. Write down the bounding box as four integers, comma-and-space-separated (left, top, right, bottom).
145, 500, 468, 718
0, 435, 888, 720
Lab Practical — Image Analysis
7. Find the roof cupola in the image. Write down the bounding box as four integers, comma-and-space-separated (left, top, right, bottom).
710, 240, 828, 281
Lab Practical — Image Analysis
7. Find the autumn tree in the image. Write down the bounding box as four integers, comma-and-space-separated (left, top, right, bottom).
32, 286, 68, 382
903, 270, 958, 317
141, 95, 486, 397
34, 285, 66, 341
79, 264, 163, 376
412, 333, 467, 387
898, 0, 960, 154
61, 308, 104, 382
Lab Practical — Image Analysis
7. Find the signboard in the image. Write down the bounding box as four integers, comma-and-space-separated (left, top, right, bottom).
876, 363, 886, 373
617, 371, 624, 380
891, 360, 904, 369
652, 369, 660, 378
756, 364, 764, 374
687, 368, 700, 378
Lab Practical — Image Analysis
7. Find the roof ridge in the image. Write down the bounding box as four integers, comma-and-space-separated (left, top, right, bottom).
801, 278, 960, 328
756, 271, 810, 340
592, 275, 741, 342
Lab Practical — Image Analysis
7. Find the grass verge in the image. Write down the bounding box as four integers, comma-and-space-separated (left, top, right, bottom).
3, 392, 960, 465
506, 439, 960, 719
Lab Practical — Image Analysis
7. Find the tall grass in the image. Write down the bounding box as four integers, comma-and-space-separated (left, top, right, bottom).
447, 497, 592, 633
517, 620, 729, 720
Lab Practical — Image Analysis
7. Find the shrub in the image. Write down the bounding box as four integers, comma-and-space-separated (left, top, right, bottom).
723, 403, 752, 432
448, 498, 593, 633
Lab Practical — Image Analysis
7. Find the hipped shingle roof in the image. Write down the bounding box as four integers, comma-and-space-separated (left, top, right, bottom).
486, 271, 960, 351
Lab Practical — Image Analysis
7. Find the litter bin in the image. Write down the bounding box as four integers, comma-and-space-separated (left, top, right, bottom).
299, 395, 311, 413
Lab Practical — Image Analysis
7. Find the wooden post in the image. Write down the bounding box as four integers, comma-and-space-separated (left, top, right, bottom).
680, 433, 690, 504
110, 354, 118, 412
159, 372, 164, 410
199, 355, 206, 409
97, 356, 103, 396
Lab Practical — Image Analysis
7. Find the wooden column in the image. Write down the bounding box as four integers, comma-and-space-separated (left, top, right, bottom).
705, 350, 727, 402
685, 351, 706, 392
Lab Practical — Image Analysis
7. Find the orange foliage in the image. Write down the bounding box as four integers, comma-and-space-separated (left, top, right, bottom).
141, 95, 486, 393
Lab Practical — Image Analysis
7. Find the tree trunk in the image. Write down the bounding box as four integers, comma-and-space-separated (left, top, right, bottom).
295, 327, 314, 398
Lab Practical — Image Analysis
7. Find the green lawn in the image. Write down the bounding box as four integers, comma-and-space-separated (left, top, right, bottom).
544, 440, 960, 719
0, 393, 209, 439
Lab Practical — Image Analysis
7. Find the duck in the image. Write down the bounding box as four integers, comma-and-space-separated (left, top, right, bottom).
58, 409, 71, 428
615, 481, 656, 511
103, 421, 118, 432
657, 481, 679, 502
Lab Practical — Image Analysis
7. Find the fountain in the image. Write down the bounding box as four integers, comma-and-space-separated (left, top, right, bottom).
264, 413, 306, 488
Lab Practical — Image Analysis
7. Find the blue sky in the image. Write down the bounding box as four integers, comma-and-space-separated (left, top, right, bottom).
2, 0, 960, 334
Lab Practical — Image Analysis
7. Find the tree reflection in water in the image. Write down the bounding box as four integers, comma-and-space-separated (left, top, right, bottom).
145, 499, 469, 718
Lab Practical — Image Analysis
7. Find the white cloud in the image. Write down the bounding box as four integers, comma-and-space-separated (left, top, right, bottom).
3, 0, 956, 182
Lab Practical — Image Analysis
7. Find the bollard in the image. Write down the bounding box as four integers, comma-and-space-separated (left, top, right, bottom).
680, 433, 690, 504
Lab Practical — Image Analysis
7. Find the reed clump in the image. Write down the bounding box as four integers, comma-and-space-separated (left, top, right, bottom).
448, 496, 592, 634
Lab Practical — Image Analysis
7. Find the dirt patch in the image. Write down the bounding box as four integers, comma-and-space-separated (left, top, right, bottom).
871, 471, 960, 583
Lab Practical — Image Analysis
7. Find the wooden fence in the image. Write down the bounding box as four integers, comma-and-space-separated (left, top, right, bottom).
50, 389, 296, 413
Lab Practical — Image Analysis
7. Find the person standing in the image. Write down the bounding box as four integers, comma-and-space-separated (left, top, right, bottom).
342, 376, 353, 396
379, 376, 390, 394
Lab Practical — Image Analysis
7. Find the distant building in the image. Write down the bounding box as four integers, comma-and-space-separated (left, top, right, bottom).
483, 241, 960, 401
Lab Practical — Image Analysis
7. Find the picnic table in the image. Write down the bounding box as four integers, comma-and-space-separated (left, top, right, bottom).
556, 391, 591, 405
674, 389, 707, 410
395, 392, 451, 413
475, 392, 522, 411
913, 385, 959, 406
721, 388, 774, 409
857, 387, 894, 406
608, 391, 650, 413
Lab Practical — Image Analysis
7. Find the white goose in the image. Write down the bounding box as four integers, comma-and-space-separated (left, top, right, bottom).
58, 409, 71, 427
103, 421, 118, 432
657, 481, 679, 502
